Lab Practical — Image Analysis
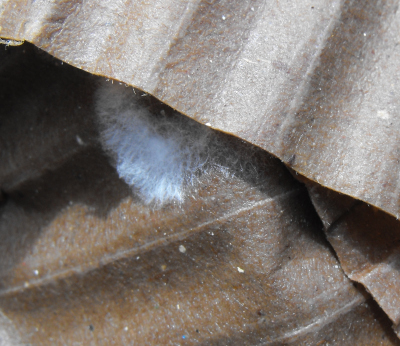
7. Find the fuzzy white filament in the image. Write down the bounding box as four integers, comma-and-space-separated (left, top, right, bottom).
95, 81, 211, 205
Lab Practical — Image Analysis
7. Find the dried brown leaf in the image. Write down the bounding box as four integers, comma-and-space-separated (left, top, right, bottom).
306, 179, 400, 337
0, 44, 398, 345
1, 0, 400, 218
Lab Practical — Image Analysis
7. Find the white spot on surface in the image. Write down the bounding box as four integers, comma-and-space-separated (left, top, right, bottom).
124, 326, 128, 331
179, 245, 186, 253
76, 135, 85, 145
205, 122, 211, 126
377, 110, 390, 120
222, 15, 226, 20
33, 270, 39, 276
237, 267, 244, 273
177, 304, 180, 309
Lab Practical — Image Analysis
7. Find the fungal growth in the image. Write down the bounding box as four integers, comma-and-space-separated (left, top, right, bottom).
95, 81, 212, 205
96, 80, 272, 205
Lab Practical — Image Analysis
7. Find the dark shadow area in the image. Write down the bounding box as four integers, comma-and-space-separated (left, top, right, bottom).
0, 43, 132, 284
328, 201, 400, 267
367, 298, 400, 346
210, 130, 301, 197
0, 147, 131, 289
311, 185, 360, 229
0, 42, 99, 189
6, 147, 131, 218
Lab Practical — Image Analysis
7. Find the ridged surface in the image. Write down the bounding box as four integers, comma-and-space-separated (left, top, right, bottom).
2, 2, 400, 344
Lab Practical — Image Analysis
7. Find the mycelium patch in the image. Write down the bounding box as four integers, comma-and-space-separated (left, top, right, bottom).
95, 81, 212, 205
95, 80, 274, 206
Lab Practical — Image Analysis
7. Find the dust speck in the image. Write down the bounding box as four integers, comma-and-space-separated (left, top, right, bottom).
76, 135, 85, 145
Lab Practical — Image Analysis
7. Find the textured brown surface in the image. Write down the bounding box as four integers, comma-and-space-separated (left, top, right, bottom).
0, 175, 364, 345
0, 43, 399, 345
1, 0, 400, 219
306, 180, 400, 336
0, 197, 397, 346
2, 3, 400, 344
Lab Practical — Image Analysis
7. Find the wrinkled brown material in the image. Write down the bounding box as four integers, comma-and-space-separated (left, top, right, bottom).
305, 179, 400, 337
1, 0, 400, 219
0, 44, 399, 345
2, 1, 400, 344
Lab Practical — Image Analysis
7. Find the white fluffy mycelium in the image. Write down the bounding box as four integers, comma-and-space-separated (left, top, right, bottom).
95, 81, 211, 205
